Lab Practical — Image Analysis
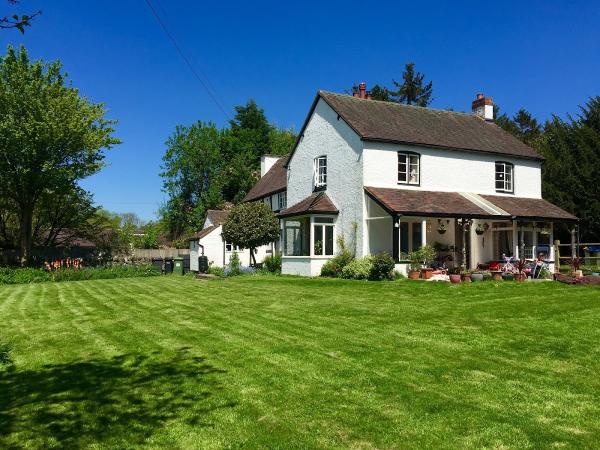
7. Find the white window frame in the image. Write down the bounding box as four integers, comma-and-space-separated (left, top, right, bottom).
398, 152, 420, 185
495, 161, 514, 193
278, 191, 287, 211
225, 242, 240, 253
311, 216, 335, 257
313, 156, 327, 189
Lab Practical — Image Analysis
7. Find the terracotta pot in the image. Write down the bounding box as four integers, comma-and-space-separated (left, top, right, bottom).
491, 271, 503, 281
421, 268, 433, 280
515, 273, 526, 282
471, 273, 484, 282
408, 270, 421, 280
461, 274, 471, 283
449, 274, 461, 284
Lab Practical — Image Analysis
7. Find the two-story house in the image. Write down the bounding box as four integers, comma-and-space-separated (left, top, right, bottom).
252, 84, 576, 276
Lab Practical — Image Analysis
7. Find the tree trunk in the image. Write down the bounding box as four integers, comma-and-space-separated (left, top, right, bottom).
19, 206, 34, 267
250, 247, 256, 266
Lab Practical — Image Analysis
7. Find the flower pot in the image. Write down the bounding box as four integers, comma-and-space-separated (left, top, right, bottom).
491, 271, 503, 281
421, 268, 433, 280
437, 228, 446, 235
408, 270, 421, 280
461, 274, 471, 283
449, 274, 461, 284
502, 273, 514, 281
592, 272, 600, 277
514, 273, 526, 282
471, 272, 484, 282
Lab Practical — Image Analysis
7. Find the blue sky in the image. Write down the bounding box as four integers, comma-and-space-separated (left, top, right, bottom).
1, 0, 599, 221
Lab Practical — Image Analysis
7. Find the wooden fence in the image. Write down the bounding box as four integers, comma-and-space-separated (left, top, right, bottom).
554, 241, 600, 265
131, 248, 190, 259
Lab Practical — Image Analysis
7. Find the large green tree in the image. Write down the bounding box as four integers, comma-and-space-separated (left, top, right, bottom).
160, 100, 295, 239
495, 108, 542, 146
0, 46, 119, 265
391, 63, 433, 106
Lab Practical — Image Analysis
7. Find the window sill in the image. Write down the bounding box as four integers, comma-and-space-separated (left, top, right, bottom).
313, 185, 327, 192
397, 182, 420, 186
495, 190, 514, 194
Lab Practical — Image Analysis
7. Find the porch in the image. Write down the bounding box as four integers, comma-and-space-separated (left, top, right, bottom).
364, 187, 578, 274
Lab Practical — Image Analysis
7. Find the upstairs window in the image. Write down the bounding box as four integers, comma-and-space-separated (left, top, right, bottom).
278, 191, 287, 211
398, 152, 420, 185
495, 162, 513, 193
314, 156, 327, 189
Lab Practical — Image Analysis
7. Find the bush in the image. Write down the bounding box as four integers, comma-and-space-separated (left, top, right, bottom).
263, 255, 282, 273
369, 253, 395, 281
0, 264, 160, 285
227, 252, 242, 276
341, 257, 373, 280
207, 265, 225, 277
0, 341, 13, 366
320, 250, 354, 278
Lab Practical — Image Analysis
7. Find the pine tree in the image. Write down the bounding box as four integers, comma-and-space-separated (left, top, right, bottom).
390, 63, 433, 106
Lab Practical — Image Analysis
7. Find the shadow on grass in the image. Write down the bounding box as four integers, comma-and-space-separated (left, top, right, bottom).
0, 348, 235, 448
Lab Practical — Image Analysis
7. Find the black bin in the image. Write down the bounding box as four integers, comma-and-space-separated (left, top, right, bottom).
164, 258, 174, 273
151, 257, 163, 273
198, 256, 209, 273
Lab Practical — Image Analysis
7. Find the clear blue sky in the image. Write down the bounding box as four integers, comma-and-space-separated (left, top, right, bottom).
1, 0, 599, 221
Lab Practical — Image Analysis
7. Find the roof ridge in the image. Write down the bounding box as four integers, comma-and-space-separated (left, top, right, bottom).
319, 90, 479, 119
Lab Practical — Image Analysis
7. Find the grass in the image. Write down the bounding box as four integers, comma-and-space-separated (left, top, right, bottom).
1, 275, 599, 448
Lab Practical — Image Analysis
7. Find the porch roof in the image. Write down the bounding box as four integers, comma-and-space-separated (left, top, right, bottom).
480, 195, 578, 222
365, 187, 578, 222
278, 192, 338, 218
365, 187, 492, 218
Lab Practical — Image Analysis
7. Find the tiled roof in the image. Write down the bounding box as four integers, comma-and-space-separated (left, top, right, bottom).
189, 225, 218, 241
317, 91, 543, 160
365, 187, 490, 217
242, 157, 288, 202
480, 195, 577, 221
278, 192, 338, 218
206, 210, 229, 226
365, 186, 578, 221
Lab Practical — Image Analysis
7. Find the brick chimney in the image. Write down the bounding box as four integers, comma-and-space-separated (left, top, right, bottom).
352, 82, 372, 100
472, 93, 494, 121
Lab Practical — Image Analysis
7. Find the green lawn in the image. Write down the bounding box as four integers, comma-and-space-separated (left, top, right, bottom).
1, 276, 599, 449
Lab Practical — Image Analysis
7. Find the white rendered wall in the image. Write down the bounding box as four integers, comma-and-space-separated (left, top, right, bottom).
189, 240, 199, 271
261, 155, 281, 177
286, 98, 365, 256
363, 142, 542, 198
282, 257, 327, 276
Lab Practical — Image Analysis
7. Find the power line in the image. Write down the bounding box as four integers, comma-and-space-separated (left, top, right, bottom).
143, 0, 231, 120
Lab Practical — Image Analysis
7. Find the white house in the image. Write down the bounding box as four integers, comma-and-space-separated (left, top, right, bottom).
245, 84, 577, 276
189, 209, 273, 271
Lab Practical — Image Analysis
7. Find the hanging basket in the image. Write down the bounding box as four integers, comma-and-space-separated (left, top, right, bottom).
475, 229, 485, 236
437, 228, 447, 235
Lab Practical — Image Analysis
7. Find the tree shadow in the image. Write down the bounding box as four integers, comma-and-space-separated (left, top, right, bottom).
0, 348, 236, 448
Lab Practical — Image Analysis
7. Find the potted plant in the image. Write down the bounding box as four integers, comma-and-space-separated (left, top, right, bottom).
461, 270, 472, 283
502, 272, 514, 281
449, 268, 461, 284
437, 219, 449, 235
470, 271, 484, 282
475, 223, 489, 236
514, 259, 527, 282
570, 257, 584, 278
407, 250, 422, 280
418, 245, 437, 280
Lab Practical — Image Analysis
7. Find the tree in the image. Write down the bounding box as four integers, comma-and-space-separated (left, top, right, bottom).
390, 63, 433, 106
221, 202, 279, 266
369, 84, 391, 101
495, 107, 542, 146
1, 1, 40, 33
0, 46, 119, 265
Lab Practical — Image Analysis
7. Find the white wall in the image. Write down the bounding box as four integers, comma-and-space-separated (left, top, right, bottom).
282, 257, 327, 276
363, 142, 542, 198
261, 155, 280, 177
286, 98, 365, 256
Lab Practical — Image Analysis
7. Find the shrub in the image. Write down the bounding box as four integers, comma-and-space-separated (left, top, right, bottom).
341, 257, 373, 280
0, 265, 160, 285
227, 252, 242, 276
0, 341, 13, 366
369, 253, 395, 281
320, 250, 354, 278
207, 265, 225, 277
263, 255, 282, 273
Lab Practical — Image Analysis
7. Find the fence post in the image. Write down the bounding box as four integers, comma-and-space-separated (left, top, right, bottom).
571, 228, 576, 258
554, 240, 560, 267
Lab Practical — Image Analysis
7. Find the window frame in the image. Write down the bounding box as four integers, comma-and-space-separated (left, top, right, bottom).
313, 155, 327, 190
278, 191, 287, 211
312, 216, 335, 257
495, 161, 514, 193
398, 151, 421, 186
